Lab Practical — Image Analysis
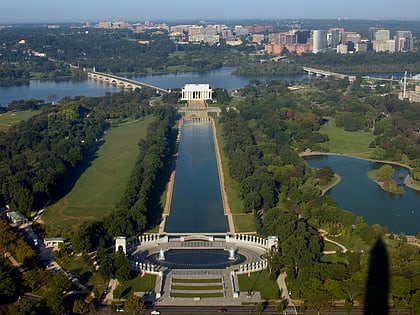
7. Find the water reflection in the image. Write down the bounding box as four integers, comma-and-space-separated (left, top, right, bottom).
148, 249, 246, 269
164, 120, 229, 233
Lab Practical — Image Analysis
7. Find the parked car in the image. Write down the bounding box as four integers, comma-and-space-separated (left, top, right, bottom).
150, 310, 160, 315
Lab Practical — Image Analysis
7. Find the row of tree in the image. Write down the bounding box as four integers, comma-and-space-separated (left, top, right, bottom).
0, 89, 153, 216
70, 106, 176, 253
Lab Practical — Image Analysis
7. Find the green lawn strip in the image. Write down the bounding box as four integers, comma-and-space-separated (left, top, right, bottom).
172, 278, 221, 283
319, 116, 374, 158
0, 110, 41, 131
170, 292, 224, 298
171, 285, 223, 290
114, 273, 157, 299
237, 270, 279, 300
232, 213, 257, 233
43, 116, 154, 226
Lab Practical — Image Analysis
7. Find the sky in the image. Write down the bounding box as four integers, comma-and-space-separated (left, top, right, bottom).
0, 0, 420, 24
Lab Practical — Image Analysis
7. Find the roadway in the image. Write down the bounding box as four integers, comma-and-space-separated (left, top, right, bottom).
94, 304, 412, 314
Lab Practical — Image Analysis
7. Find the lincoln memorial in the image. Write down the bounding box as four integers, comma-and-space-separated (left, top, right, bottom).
181, 84, 213, 101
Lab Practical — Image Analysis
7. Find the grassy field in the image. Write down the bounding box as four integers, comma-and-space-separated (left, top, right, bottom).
172, 278, 221, 283
237, 270, 280, 300
43, 116, 154, 227
319, 117, 375, 158
114, 273, 157, 299
0, 110, 40, 131
170, 277, 224, 298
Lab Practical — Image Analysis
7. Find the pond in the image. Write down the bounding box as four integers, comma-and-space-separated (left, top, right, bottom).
305, 155, 420, 235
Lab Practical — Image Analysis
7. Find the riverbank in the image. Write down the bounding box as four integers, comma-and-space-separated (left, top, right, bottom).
300, 150, 420, 193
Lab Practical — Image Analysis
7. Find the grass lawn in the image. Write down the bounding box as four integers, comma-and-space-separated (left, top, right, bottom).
170, 292, 224, 298
232, 213, 257, 233
0, 110, 40, 131
114, 273, 157, 299
319, 117, 374, 158
171, 285, 223, 290
43, 116, 154, 227
238, 270, 279, 300
172, 278, 221, 283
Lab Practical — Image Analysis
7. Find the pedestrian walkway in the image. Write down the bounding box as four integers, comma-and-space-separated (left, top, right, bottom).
103, 279, 119, 304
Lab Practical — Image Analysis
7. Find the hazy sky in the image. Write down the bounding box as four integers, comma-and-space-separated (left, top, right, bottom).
1, 0, 420, 23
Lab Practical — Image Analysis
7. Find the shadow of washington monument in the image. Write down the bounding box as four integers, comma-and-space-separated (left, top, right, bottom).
364, 237, 389, 315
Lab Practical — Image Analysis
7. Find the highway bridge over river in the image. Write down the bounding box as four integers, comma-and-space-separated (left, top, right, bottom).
303, 67, 356, 82
87, 71, 169, 94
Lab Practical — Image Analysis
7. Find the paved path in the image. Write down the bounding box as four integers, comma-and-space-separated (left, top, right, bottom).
323, 237, 348, 253
103, 279, 119, 304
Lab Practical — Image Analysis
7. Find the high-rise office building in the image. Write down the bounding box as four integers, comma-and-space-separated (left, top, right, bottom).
374, 29, 390, 41
329, 29, 341, 49
295, 30, 311, 44
312, 30, 328, 53
395, 31, 413, 52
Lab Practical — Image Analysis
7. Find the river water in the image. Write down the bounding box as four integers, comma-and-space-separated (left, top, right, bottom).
0, 67, 307, 107
305, 155, 420, 235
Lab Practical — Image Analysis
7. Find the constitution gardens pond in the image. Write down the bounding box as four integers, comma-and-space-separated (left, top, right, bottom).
305, 155, 420, 235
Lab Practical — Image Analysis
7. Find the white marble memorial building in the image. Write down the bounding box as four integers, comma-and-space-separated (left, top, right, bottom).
181, 84, 213, 101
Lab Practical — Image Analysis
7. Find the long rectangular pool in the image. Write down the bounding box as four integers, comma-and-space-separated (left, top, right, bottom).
164, 119, 229, 233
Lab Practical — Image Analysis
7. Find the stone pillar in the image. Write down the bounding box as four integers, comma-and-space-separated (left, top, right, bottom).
115, 236, 127, 255
267, 236, 279, 249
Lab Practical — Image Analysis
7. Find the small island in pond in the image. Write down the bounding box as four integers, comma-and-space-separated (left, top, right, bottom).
367, 164, 405, 194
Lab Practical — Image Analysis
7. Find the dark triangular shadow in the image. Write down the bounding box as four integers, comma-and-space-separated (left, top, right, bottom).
364, 237, 389, 315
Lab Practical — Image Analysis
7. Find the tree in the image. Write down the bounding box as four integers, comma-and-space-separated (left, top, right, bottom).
276, 301, 285, 314
377, 164, 394, 181
124, 294, 145, 315
22, 268, 42, 291
256, 302, 265, 315
73, 300, 94, 315
304, 290, 331, 315
113, 250, 130, 282
0, 267, 17, 301
264, 246, 281, 279
410, 290, 420, 315
46, 273, 71, 315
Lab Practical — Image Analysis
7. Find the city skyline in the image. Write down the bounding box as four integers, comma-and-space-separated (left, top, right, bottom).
1, 0, 420, 24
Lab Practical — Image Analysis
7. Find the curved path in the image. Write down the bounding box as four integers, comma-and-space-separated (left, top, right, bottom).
323, 237, 348, 253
